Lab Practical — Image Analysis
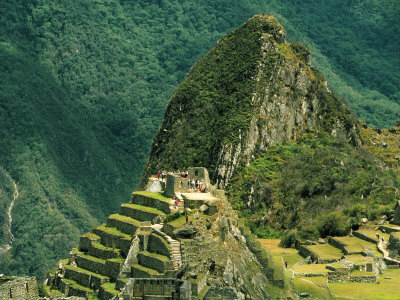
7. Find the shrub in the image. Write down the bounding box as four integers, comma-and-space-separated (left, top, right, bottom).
279, 230, 298, 248
297, 224, 319, 241
317, 212, 350, 237
164, 212, 182, 223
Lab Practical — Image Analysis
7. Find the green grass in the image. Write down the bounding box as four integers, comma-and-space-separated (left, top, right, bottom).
356, 227, 390, 242
78, 253, 106, 264
133, 191, 172, 202
293, 264, 329, 275
62, 278, 93, 292
351, 270, 375, 277
342, 254, 373, 265
258, 239, 303, 267
167, 215, 187, 227
294, 276, 330, 299
82, 233, 101, 240
101, 282, 119, 295
132, 263, 160, 275
121, 204, 165, 215
329, 269, 400, 299
43, 285, 63, 297
140, 251, 169, 262
94, 224, 131, 239
108, 214, 141, 226
305, 244, 343, 261
64, 265, 109, 279
333, 236, 382, 256
91, 242, 120, 254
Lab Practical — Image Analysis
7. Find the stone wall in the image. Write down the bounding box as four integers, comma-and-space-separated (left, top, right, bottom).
329, 237, 348, 254
0, 276, 39, 300
187, 167, 210, 184
148, 233, 170, 257
327, 269, 351, 282
123, 278, 191, 300
190, 274, 207, 296
166, 174, 190, 197
203, 286, 240, 300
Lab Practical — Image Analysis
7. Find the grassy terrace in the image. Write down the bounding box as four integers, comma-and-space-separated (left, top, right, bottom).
101, 282, 119, 294
78, 252, 106, 264
91, 242, 120, 253
305, 244, 343, 261
132, 263, 160, 275
95, 224, 131, 239
292, 264, 329, 276
342, 254, 373, 265
356, 227, 390, 242
333, 236, 382, 256
82, 232, 101, 240
121, 204, 165, 215
329, 269, 400, 299
64, 265, 108, 279
294, 276, 329, 299
108, 214, 141, 226
258, 239, 303, 267
62, 278, 93, 292
133, 191, 171, 202
140, 251, 169, 262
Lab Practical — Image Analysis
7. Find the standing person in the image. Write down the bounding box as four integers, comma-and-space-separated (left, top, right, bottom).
187, 178, 191, 190
192, 179, 196, 189
185, 212, 189, 224
174, 199, 179, 209
157, 171, 161, 180
162, 170, 166, 181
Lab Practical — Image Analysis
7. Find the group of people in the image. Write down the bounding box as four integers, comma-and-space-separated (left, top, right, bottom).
156, 170, 167, 181
187, 178, 208, 192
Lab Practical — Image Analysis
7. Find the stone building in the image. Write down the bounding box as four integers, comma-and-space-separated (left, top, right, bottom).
122, 278, 191, 300
0, 276, 39, 300
165, 167, 210, 197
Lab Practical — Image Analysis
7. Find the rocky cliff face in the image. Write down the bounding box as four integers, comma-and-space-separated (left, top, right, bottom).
140, 14, 360, 188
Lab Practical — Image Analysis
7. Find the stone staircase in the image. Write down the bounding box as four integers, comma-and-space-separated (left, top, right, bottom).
46, 191, 184, 300
151, 223, 183, 269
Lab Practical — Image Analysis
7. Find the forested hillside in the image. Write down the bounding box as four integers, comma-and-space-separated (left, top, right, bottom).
0, 0, 398, 279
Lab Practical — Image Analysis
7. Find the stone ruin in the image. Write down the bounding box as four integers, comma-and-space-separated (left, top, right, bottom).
0, 276, 39, 300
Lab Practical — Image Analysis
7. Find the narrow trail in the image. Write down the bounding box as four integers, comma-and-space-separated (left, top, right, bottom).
0, 167, 18, 255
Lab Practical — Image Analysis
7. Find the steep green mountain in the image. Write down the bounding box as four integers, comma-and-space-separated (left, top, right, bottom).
141, 14, 400, 243
0, 0, 399, 280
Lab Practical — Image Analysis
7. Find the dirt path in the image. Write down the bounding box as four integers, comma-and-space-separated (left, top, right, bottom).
0, 167, 18, 255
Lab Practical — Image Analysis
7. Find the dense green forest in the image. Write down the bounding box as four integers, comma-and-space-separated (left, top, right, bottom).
0, 0, 399, 279
228, 132, 400, 240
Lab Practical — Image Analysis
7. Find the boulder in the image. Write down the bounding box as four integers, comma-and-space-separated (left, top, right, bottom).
361, 218, 368, 224
173, 225, 198, 238
200, 204, 209, 213
146, 180, 163, 193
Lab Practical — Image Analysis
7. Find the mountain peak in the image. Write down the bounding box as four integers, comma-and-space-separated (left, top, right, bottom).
140, 15, 360, 189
